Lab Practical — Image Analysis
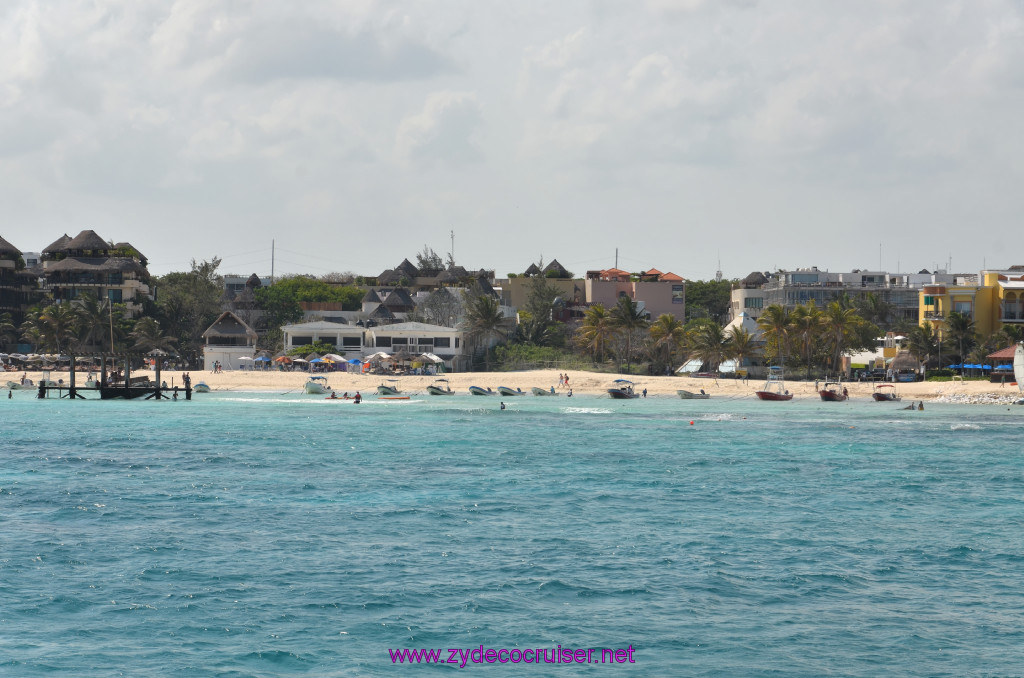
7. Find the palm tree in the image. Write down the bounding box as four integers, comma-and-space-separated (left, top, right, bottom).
610, 296, 649, 373
907, 321, 939, 369
757, 304, 792, 368
38, 303, 79, 354
649, 313, 686, 372
0, 312, 17, 349
725, 325, 758, 377
130, 317, 177, 353
19, 310, 43, 352
790, 301, 824, 376
73, 292, 112, 352
576, 304, 614, 362
999, 324, 1024, 346
686, 321, 728, 372
945, 311, 977, 364
463, 294, 506, 370
855, 292, 893, 329
822, 302, 861, 375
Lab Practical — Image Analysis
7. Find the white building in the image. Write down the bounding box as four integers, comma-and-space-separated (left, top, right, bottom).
365, 321, 468, 370
202, 311, 258, 371
281, 321, 366, 354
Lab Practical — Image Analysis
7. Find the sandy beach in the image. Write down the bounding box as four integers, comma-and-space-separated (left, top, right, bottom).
9, 367, 1021, 402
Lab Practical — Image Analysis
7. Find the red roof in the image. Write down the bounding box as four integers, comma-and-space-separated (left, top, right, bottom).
659, 272, 684, 282
987, 344, 1019, 360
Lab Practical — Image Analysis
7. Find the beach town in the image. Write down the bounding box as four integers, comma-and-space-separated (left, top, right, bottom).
1, 230, 1022, 404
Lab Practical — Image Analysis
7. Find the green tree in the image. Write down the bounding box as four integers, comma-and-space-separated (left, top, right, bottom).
908, 321, 940, 368
945, 311, 977, 363
0, 312, 17, 349
790, 302, 825, 377
686, 320, 728, 372
73, 292, 113, 352
610, 296, 649, 372
38, 303, 79, 354
822, 301, 861, 374
415, 246, 444, 276
725, 325, 759, 376
154, 258, 224, 365
254, 275, 364, 330
999, 324, 1024, 346
576, 304, 614, 362
649, 313, 686, 373
757, 304, 792, 367
130, 317, 177, 353
464, 294, 506, 370
684, 280, 732, 323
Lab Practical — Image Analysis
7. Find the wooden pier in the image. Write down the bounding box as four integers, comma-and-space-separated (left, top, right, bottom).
35, 354, 192, 401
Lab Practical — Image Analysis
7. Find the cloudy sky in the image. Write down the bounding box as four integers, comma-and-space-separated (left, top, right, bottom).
2, 0, 1021, 281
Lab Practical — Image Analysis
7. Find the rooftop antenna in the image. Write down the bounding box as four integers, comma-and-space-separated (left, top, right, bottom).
450, 229, 454, 264
615, 247, 618, 270
716, 251, 722, 282
271, 239, 275, 284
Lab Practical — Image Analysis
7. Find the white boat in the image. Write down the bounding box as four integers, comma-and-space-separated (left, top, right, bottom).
5, 380, 21, 390
1014, 343, 1023, 404
677, 389, 710, 399
193, 382, 211, 393
304, 375, 330, 394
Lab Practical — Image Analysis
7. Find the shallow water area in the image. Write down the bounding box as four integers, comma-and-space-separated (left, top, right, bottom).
2, 391, 1023, 676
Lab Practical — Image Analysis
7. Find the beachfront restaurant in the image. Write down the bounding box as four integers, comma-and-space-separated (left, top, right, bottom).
365, 322, 467, 372
202, 311, 258, 371
281, 320, 366, 356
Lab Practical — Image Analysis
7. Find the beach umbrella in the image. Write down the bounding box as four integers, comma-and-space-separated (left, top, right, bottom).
255, 356, 270, 362
346, 358, 362, 365
309, 358, 324, 364
291, 358, 308, 363
274, 356, 292, 363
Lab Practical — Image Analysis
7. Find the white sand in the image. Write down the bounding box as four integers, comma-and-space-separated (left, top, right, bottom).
9, 368, 1019, 401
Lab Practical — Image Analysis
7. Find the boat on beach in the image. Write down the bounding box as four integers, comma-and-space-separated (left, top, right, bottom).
871, 383, 901, 402
497, 386, 525, 396
607, 379, 639, 399
532, 386, 557, 396
469, 386, 495, 396
426, 379, 454, 395
677, 389, 710, 399
377, 379, 401, 396
818, 381, 848, 402
755, 367, 793, 401
304, 375, 330, 394
193, 382, 211, 393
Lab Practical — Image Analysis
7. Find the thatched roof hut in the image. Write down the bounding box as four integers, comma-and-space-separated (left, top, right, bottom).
202, 311, 257, 347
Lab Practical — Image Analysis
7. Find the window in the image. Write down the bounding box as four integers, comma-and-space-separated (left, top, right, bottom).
672, 284, 684, 304
953, 301, 972, 315
434, 337, 450, 348
291, 336, 313, 345
391, 337, 408, 345
744, 297, 764, 309
923, 295, 934, 305
342, 336, 361, 348
791, 273, 819, 284
107, 289, 122, 303
376, 336, 392, 347
107, 272, 123, 285
455, 338, 460, 348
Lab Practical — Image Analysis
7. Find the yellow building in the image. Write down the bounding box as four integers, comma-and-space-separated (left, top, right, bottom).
919, 267, 1024, 338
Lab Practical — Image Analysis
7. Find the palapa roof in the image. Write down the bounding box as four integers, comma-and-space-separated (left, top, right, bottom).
202, 311, 257, 340
395, 258, 419, 279
447, 265, 468, 278
436, 269, 457, 283
0, 235, 20, 256
889, 351, 921, 371
382, 287, 415, 308
245, 273, 262, 288
45, 257, 147, 274
524, 263, 542, 276
475, 275, 497, 297
377, 269, 400, 285
66, 230, 111, 252
43, 234, 72, 254
362, 288, 382, 304
741, 271, 769, 287
368, 305, 396, 320
113, 242, 146, 261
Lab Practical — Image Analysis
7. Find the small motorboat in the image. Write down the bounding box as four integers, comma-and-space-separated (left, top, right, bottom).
304, 376, 330, 394
469, 386, 495, 396
5, 381, 21, 390
755, 367, 793, 401
531, 386, 557, 396
677, 389, 710, 399
607, 379, 639, 399
426, 379, 454, 395
872, 383, 901, 402
497, 386, 524, 396
818, 381, 848, 402
377, 379, 401, 396
192, 382, 211, 393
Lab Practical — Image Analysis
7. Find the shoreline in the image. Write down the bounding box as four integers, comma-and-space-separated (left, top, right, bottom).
7, 368, 1021, 403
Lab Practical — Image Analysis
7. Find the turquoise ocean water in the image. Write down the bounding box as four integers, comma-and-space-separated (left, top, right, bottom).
2, 390, 1023, 676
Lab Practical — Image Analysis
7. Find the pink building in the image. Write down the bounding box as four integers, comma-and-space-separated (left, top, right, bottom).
584, 268, 686, 321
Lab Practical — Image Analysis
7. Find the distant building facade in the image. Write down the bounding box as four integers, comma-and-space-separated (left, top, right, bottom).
0, 236, 36, 322
40, 230, 152, 317
202, 311, 258, 370
919, 266, 1024, 336
584, 268, 686, 321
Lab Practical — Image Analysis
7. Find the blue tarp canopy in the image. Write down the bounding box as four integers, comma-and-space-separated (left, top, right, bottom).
996, 364, 1013, 370
255, 356, 270, 362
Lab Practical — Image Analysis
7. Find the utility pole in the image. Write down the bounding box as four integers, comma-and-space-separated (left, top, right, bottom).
450, 230, 455, 265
